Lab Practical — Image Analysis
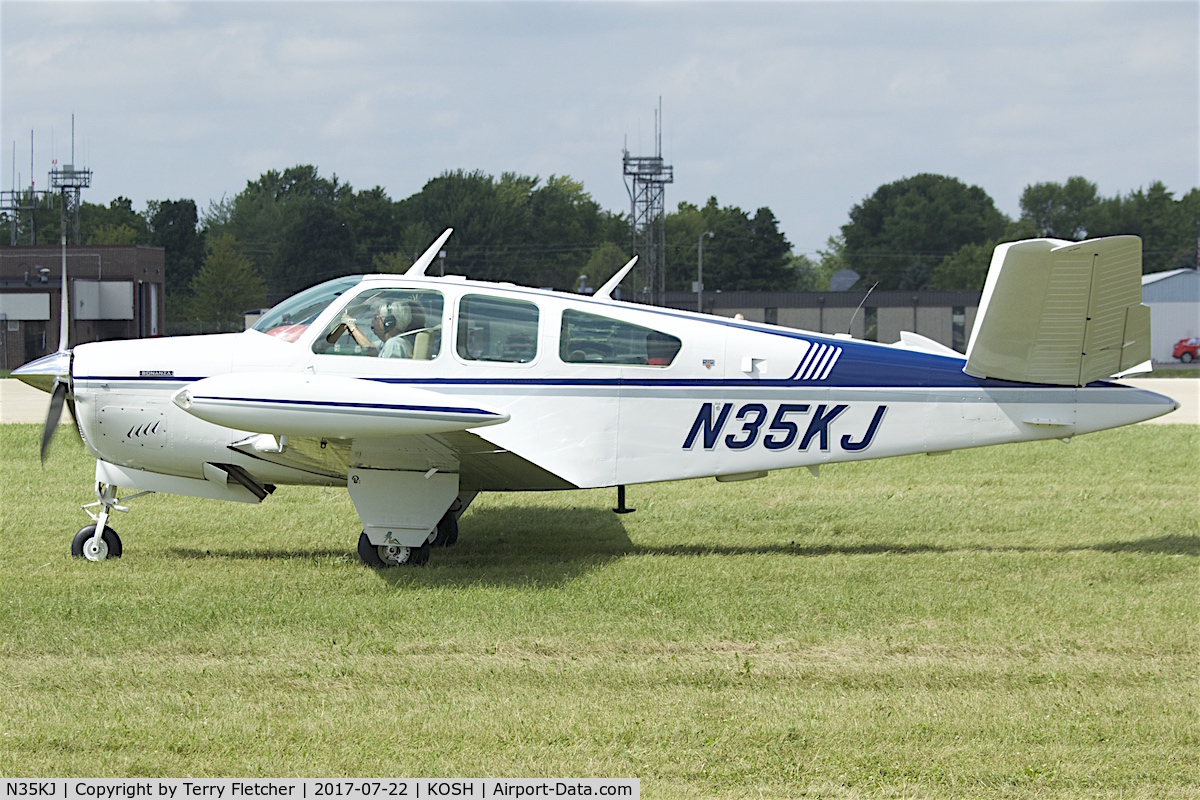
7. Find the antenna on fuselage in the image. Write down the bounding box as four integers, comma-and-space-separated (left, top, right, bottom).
593, 255, 639, 302
846, 281, 879, 336
405, 228, 454, 276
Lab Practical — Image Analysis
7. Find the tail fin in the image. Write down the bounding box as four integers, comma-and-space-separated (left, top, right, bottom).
964, 236, 1150, 386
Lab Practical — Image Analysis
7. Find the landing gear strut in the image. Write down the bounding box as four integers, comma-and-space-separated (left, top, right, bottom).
72, 483, 145, 561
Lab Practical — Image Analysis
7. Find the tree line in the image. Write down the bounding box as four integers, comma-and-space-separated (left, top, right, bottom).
2, 166, 1195, 331
835, 174, 1199, 292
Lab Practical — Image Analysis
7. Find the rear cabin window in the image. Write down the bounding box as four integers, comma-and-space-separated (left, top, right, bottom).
560, 310, 681, 367
457, 295, 540, 363
313, 288, 444, 360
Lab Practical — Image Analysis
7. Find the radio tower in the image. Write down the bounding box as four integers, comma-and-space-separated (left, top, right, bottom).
48, 115, 91, 245
623, 98, 673, 305
2, 133, 45, 245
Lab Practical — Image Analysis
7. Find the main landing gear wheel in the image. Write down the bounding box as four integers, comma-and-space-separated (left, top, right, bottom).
357, 532, 430, 568
428, 511, 459, 548
1182, 352, 1194, 363
71, 525, 122, 561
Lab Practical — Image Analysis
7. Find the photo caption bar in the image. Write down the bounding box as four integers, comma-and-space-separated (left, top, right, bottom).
3, 780, 638, 800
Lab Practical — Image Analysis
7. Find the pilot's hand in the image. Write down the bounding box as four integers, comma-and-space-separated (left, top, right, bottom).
340, 312, 355, 326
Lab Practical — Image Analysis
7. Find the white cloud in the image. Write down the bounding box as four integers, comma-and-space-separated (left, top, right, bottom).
2, 1, 1195, 252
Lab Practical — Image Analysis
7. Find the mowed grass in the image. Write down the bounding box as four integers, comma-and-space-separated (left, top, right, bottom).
0, 423, 1196, 797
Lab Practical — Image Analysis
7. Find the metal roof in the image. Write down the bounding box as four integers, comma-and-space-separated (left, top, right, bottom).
1141, 269, 1199, 303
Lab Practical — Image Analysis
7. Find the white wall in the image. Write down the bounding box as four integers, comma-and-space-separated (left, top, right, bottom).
73, 281, 134, 320
1148, 301, 1200, 362
0, 293, 50, 320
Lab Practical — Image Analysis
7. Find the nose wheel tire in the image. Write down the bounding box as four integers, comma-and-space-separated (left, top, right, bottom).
357, 532, 430, 568
71, 525, 122, 561
1182, 352, 1194, 363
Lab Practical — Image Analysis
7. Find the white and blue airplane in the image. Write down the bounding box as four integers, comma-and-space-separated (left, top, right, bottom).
15, 230, 1179, 566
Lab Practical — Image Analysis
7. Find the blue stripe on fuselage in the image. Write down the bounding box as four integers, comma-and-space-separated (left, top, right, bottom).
76, 342, 1111, 392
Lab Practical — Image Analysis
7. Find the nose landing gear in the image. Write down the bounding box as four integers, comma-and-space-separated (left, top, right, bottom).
72, 524, 122, 561
72, 483, 149, 561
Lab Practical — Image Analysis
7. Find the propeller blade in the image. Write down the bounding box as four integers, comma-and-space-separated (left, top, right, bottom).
41, 380, 67, 463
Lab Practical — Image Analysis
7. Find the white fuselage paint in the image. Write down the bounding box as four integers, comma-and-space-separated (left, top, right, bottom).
67, 275, 1178, 498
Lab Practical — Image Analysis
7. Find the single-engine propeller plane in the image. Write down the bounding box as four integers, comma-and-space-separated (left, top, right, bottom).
15, 230, 1179, 566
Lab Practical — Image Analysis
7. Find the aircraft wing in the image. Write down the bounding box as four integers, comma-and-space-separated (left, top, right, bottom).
964, 236, 1151, 386
173, 372, 572, 492
174, 372, 509, 438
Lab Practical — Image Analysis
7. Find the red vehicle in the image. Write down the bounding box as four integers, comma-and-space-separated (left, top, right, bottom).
1173, 337, 1200, 363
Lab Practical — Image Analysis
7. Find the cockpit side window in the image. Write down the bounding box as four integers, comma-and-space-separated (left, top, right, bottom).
313, 288, 444, 359
560, 310, 681, 366
456, 295, 539, 363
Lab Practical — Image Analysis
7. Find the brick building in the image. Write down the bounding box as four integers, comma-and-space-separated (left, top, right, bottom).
0, 245, 165, 370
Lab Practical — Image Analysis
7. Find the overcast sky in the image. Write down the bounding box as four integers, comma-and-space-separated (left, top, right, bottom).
2, 1, 1196, 254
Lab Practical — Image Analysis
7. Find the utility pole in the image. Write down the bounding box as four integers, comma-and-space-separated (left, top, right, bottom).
696, 230, 713, 312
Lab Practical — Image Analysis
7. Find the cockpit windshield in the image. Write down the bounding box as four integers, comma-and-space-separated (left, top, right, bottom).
251, 276, 364, 342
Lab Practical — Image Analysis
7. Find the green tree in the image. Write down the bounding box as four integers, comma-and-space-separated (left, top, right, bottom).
86, 224, 141, 245
842, 174, 1008, 290
929, 219, 1038, 291
1019, 177, 1099, 240
371, 250, 413, 273
1021, 177, 1198, 273
344, 186, 401, 268
582, 241, 629, 292
190, 233, 266, 332
663, 198, 793, 291
80, 197, 150, 244
397, 170, 625, 290
786, 253, 822, 291
147, 199, 205, 299
0, 190, 59, 245
814, 234, 853, 290
275, 197, 355, 295
1086, 182, 1199, 272
397, 170, 531, 281
227, 165, 353, 295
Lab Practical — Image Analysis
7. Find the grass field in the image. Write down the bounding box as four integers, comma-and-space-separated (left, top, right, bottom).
1, 423, 1196, 797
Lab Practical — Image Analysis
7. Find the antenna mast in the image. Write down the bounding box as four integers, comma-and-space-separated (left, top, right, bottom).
48, 115, 91, 245
622, 97, 673, 306
2, 132, 44, 245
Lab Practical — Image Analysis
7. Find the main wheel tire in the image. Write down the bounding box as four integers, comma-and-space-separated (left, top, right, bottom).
357, 532, 430, 568
1181, 352, 1194, 363
431, 512, 459, 547
71, 525, 122, 561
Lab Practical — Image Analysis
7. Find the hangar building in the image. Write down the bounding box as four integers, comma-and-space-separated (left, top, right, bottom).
663, 289, 981, 353
1141, 268, 1199, 363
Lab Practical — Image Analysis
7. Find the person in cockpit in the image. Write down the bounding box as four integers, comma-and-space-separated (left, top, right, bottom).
343, 301, 413, 357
